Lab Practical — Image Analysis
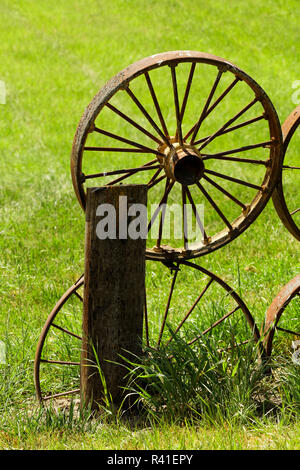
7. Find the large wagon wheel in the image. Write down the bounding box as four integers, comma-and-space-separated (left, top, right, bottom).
71, 51, 282, 261
263, 274, 300, 359
272, 105, 300, 241
34, 262, 262, 403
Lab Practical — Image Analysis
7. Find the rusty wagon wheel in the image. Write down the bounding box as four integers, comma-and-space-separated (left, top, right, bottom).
263, 274, 300, 359
272, 105, 300, 241
34, 275, 84, 403
71, 51, 283, 262
34, 262, 262, 403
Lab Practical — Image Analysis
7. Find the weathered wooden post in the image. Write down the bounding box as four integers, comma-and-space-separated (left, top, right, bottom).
80, 185, 147, 410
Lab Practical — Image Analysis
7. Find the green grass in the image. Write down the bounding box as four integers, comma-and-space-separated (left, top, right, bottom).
0, 0, 300, 450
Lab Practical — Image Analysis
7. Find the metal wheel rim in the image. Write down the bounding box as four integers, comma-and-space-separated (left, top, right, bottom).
71, 50, 283, 261
34, 276, 83, 403
34, 263, 262, 403
272, 105, 300, 241
263, 273, 300, 358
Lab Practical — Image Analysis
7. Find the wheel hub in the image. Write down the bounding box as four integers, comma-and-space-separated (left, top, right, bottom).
160, 141, 205, 185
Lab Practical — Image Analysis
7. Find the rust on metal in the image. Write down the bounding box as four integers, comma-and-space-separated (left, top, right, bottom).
34, 276, 84, 403
159, 141, 204, 185
34, 262, 263, 403
263, 274, 300, 357
36, 51, 299, 405
70, 50, 283, 262
272, 104, 300, 241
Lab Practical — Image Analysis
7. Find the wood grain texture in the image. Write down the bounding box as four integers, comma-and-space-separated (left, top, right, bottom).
80, 185, 147, 408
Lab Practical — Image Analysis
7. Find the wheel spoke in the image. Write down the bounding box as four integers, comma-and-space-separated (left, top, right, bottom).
52, 323, 82, 341
185, 186, 209, 243
105, 159, 158, 186
185, 68, 223, 141
196, 182, 233, 231
204, 168, 262, 190
157, 265, 180, 347
200, 77, 241, 126
191, 74, 240, 143
105, 102, 162, 145
290, 208, 300, 216
84, 146, 157, 154
144, 71, 169, 138
83, 164, 161, 181
125, 86, 172, 147
182, 185, 188, 249
43, 389, 80, 401
282, 165, 300, 170
147, 179, 174, 233
147, 174, 167, 189
193, 115, 265, 146
202, 155, 270, 166
217, 340, 250, 353
200, 139, 275, 158
198, 97, 259, 151
179, 62, 196, 124
93, 126, 165, 156
144, 286, 150, 348
156, 200, 168, 249
147, 167, 163, 187
165, 278, 214, 345
73, 290, 83, 302
276, 325, 300, 337
40, 359, 80, 366
202, 174, 247, 210
188, 305, 241, 345
170, 65, 183, 145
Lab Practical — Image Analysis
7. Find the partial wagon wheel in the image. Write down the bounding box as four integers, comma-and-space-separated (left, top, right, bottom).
263, 274, 300, 358
34, 275, 84, 403
272, 105, 300, 241
71, 51, 283, 262
34, 263, 262, 403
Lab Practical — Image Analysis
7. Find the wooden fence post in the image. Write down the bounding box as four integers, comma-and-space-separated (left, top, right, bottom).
80, 185, 147, 410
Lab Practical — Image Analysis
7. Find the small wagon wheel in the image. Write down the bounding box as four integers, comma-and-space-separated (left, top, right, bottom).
272, 105, 300, 241
34, 262, 262, 403
71, 51, 282, 261
263, 274, 300, 358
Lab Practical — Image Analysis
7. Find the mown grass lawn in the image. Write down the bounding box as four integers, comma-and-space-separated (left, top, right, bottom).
0, 0, 299, 450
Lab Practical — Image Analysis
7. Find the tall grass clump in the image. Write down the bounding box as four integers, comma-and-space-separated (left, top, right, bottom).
268, 355, 300, 420
123, 326, 267, 425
